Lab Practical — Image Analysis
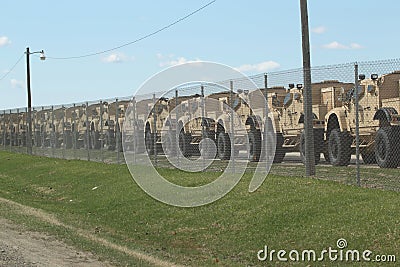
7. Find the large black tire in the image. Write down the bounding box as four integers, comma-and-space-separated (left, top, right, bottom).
248, 130, 261, 162
199, 132, 216, 159
217, 132, 231, 160
273, 133, 285, 163
145, 130, 154, 155
375, 127, 399, 168
83, 131, 91, 149
64, 130, 73, 149
361, 150, 376, 165
328, 129, 352, 166
179, 130, 192, 157
299, 130, 322, 165
91, 130, 101, 149
163, 131, 177, 156
104, 130, 115, 151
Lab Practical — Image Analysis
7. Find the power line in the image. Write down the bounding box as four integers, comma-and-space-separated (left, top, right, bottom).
47, 0, 217, 60
0, 53, 24, 82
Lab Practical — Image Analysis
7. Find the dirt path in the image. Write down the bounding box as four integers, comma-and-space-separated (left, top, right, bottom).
0, 197, 183, 267
0, 218, 112, 267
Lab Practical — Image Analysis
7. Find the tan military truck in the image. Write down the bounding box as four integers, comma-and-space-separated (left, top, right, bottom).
0, 112, 6, 146
64, 105, 84, 149
123, 98, 152, 154
209, 90, 263, 161
75, 104, 90, 149
144, 97, 171, 155
86, 102, 110, 150
108, 100, 131, 152
324, 72, 400, 168
174, 94, 218, 158
32, 108, 52, 148
16, 112, 27, 147
263, 84, 325, 163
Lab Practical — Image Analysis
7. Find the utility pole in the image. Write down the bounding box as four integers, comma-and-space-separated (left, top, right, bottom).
300, 0, 316, 176
26, 47, 33, 155
25, 47, 45, 155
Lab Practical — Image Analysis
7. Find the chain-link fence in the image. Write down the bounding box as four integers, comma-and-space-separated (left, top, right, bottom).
1, 58, 400, 192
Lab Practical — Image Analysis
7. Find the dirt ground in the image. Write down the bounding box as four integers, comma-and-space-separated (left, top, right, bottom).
0, 218, 112, 267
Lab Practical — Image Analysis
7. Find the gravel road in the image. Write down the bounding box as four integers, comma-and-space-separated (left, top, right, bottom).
0, 218, 112, 267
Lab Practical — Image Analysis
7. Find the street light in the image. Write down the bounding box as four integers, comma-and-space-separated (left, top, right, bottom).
25, 47, 45, 155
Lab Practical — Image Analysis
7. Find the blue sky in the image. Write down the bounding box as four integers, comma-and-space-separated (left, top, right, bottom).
1, 0, 399, 110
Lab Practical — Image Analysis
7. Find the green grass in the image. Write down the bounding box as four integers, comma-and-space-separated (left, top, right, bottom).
0, 150, 399, 266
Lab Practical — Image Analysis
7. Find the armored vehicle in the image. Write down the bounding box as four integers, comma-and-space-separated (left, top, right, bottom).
324, 72, 400, 168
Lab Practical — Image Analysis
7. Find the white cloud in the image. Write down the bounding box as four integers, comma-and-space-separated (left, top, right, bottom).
158, 53, 201, 67
11, 79, 24, 89
102, 53, 130, 63
235, 61, 280, 73
350, 43, 363, 49
0, 36, 11, 47
322, 41, 363, 50
311, 26, 327, 34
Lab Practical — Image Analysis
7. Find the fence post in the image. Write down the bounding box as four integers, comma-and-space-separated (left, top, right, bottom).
2, 110, 6, 149
264, 73, 269, 162
100, 100, 104, 162
73, 103, 77, 159
17, 109, 20, 149
152, 94, 157, 167
230, 81, 235, 173
300, 0, 316, 176
132, 97, 137, 164
86, 102, 90, 161
201, 85, 205, 171
62, 106, 65, 159
9, 110, 12, 152
24, 108, 28, 151
116, 98, 120, 163
175, 90, 179, 168
354, 63, 361, 186
51, 106, 55, 157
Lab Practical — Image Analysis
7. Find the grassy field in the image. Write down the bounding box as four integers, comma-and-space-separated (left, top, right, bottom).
0, 150, 399, 266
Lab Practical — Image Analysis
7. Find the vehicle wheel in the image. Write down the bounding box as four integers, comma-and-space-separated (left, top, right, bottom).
199, 132, 216, 159
361, 150, 376, 164
248, 130, 261, 162
163, 132, 176, 156
217, 132, 231, 160
328, 129, 352, 166
83, 132, 91, 149
375, 127, 399, 168
323, 152, 330, 163
179, 130, 192, 157
273, 133, 285, 163
91, 131, 101, 149
145, 130, 154, 155
104, 130, 115, 151
299, 130, 321, 165
64, 130, 72, 149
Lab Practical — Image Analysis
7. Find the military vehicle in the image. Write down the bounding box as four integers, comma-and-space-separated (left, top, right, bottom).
16, 112, 27, 147
324, 72, 400, 168
174, 94, 217, 158
63, 105, 84, 149
261, 84, 325, 163
87, 102, 110, 150
123, 98, 152, 154
32, 108, 52, 148
105, 100, 131, 152
144, 97, 176, 155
